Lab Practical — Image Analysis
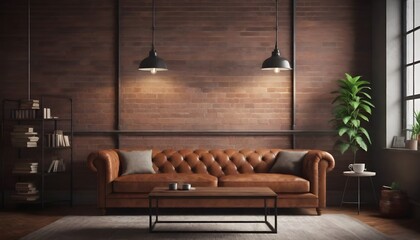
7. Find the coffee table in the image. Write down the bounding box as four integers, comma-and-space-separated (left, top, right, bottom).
148, 187, 278, 233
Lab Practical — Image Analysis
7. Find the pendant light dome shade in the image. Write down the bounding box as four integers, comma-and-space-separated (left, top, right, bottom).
138, 0, 167, 74
138, 49, 167, 74
262, 48, 291, 72
261, 0, 291, 72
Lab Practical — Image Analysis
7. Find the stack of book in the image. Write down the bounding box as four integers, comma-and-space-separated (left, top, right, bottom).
11, 182, 39, 201
46, 130, 70, 147
20, 99, 40, 109
10, 125, 39, 148
10, 99, 40, 119
12, 162, 38, 174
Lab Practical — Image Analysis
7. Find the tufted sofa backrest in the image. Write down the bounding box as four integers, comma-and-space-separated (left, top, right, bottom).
151, 149, 283, 177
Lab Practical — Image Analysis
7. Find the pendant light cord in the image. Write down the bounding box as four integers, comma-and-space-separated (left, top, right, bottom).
152, 0, 155, 50
27, 0, 31, 100
275, 0, 278, 50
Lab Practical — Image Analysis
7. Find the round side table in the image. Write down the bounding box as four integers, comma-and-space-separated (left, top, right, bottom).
340, 171, 377, 214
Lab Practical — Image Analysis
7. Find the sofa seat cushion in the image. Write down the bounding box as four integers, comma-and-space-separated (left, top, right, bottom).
113, 173, 218, 193
218, 173, 309, 193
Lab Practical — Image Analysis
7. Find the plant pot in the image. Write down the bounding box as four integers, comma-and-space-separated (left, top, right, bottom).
418, 136, 420, 150
379, 190, 409, 218
405, 139, 418, 150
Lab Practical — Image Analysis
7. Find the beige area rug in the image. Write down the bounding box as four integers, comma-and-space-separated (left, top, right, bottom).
21, 214, 390, 240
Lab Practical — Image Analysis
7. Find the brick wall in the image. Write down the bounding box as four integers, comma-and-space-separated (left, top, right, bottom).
0, 0, 372, 205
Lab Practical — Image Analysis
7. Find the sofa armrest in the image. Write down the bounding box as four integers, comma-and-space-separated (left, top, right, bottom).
87, 149, 120, 183
87, 149, 120, 210
302, 150, 335, 208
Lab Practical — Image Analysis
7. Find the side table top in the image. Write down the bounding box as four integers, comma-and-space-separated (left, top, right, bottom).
343, 171, 376, 177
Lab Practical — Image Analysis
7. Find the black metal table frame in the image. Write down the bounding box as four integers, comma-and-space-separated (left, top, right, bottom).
148, 195, 278, 233
340, 175, 378, 214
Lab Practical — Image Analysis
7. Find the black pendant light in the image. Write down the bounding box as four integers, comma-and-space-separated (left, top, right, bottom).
262, 0, 291, 72
138, 0, 167, 74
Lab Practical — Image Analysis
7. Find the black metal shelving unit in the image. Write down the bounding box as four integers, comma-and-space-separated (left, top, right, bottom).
0, 96, 73, 208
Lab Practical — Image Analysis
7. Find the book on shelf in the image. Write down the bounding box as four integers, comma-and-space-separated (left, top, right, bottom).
43, 108, 52, 119
10, 99, 40, 119
46, 130, 70, 147
48, 159, 66, 173
19, 99, 40, 110
15, 189, 39, 195
12, 162, 38, 174
11, 136, 39, 142
12, 170, 38, 174
10, 109, 38, 119
63, 135, 70, 147
14, 182, 39, 201
11, 125, 39, 148
10, 131, 38, 136
15, 186, 37, 192
11, 142, 38, 148
15, 182, 36, 188
47, 160, 55, 173
13, 125, 35, 132
13, 169, 38, 174
14, 162, 38, 166
10, 194, 39, 201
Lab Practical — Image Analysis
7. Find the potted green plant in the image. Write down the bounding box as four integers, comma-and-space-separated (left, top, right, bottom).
331, 73, 375, 163
406, 111, 420, 150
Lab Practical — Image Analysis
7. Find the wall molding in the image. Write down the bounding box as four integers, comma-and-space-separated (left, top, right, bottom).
74, 129, 335, 136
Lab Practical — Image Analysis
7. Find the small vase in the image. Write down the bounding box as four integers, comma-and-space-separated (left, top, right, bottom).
405, 139, 418, 150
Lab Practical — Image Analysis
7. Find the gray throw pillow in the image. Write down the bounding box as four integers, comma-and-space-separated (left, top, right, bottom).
269, 151, 308, 176
118, 150, 155, 176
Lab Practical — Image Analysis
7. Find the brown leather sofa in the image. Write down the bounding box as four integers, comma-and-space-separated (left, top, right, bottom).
87, 149, 335, 215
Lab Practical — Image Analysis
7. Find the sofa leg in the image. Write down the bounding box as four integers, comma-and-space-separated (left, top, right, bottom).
316, 208, 322, 216
100, 208, 107, 216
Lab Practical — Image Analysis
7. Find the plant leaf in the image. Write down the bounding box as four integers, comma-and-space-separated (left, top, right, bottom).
338, 142, 351, 154
338, 127, 348, 136
343, 116, 351, 124
346, 129, 357, 138
353, 75, 361, 81
350, 101, 360, 110
361, 92, 372, 99
361, 99, 374, 107
351, 119, 360, 128
359, 104, 372, 114
359, 127, 372, 144
354, 80, 370, 86
359, 113, 369, 122
355, 137, 368, 151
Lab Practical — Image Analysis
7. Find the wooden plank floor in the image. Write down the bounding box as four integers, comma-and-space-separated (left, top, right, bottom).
324, 207, 420, 240
0, 206, 419, 240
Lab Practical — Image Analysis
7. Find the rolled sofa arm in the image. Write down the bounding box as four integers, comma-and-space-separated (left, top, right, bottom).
87, 149, 120, 210
87, 149, 120, 183
302, 150, 335, 208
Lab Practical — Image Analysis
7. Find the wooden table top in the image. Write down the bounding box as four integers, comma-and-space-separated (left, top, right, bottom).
149, 187, 277, 198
